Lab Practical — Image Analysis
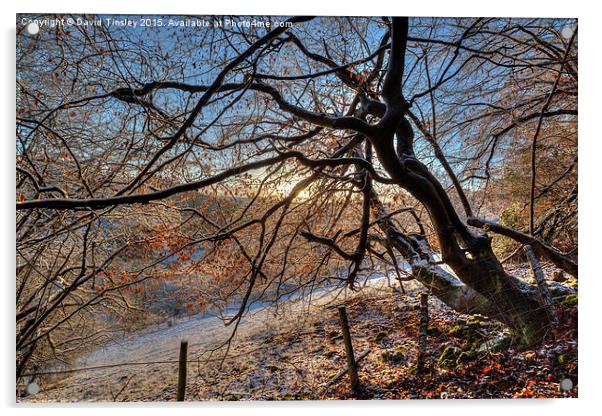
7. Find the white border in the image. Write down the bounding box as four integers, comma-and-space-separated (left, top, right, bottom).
3, 1, 600, 415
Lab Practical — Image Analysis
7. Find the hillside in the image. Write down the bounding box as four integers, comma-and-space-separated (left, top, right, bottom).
20, 264, 577, 402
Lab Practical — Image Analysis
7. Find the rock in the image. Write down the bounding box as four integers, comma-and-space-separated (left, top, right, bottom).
477, 335, 511, 354
25, 382, 39, 396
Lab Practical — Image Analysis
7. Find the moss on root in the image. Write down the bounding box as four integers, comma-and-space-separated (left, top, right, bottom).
437, 346, 460, 368
561, 294, 578, 307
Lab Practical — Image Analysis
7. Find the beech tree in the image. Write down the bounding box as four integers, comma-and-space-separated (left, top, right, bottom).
16, 15, 577, 377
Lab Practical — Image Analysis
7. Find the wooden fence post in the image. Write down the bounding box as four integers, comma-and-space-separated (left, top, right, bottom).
524, 245, 558, 324
176, 340, 188, 401
337, 305, 360, 395
417, 292, 429, 372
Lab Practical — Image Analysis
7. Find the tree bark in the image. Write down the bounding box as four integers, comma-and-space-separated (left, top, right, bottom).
467, 217, 577, 277
370, 191, 549, 347
375, 145, 549, 346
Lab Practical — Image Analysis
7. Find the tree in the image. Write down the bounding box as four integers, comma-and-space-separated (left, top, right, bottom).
16, 15, 577, 378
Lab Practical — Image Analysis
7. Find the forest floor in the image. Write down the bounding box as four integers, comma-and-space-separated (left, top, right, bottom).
19, 263, 578, 402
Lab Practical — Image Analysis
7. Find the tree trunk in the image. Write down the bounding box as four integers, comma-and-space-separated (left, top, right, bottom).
373, 193, 549, 346
467, 217, 577, 277
369, 138, 551, 347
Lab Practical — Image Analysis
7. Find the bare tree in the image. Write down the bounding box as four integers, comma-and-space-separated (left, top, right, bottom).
16, 14, 577, 378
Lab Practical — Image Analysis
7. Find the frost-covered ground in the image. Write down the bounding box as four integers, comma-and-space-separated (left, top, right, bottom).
21, 274, 419, 402
81, 273, 400, 368
19, 263, 577, 402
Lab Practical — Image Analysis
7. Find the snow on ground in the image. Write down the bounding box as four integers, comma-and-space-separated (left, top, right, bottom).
19, 263, 576, 402
21, 274, 424, 402
81, 274, 399, 367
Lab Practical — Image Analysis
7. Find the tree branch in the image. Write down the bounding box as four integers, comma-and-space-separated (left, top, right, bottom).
467, 217, 577, 276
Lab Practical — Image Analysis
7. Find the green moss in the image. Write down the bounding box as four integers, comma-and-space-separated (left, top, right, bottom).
461, 339, 480, 352
449, 321, 482, 340
438, 336, 509, 369
449, 324, 464, 337
467, 315, 485, 325
561, 293, 578, 307
437, 345, 460, 368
